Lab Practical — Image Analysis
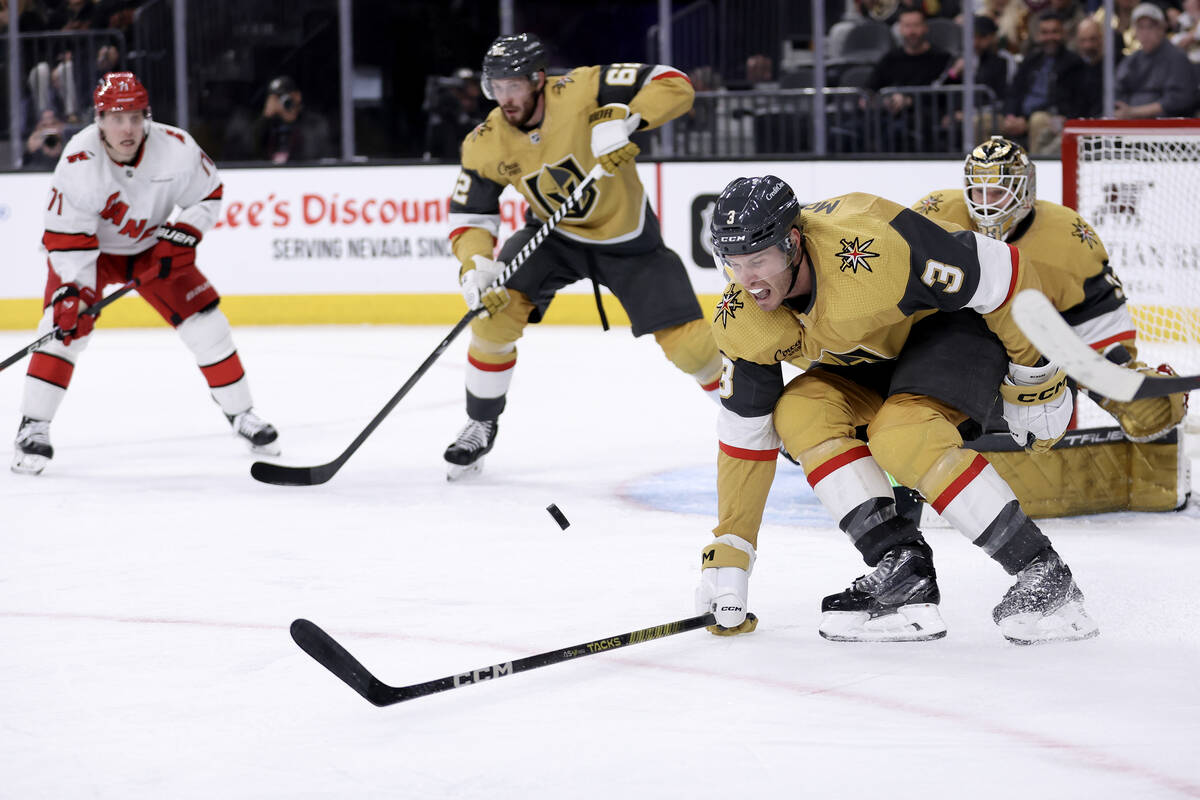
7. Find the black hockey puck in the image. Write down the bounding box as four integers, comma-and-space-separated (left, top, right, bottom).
546, 503, 570, 530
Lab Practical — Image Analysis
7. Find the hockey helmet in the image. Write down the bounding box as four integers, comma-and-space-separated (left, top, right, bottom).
481, 33, 547, 100
710, 175, 801, 266
964, 135, 1036, 241
94, 71, 150, 115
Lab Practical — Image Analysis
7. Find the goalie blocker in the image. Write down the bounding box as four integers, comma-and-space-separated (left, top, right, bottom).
968, 426, 1190, 516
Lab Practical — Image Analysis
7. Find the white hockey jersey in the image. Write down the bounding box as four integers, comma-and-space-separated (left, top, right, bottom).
42, 121, 223, 286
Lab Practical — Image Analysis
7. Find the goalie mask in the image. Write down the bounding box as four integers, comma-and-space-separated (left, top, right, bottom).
481, 33, 547, 100
964, 136, 1036, 241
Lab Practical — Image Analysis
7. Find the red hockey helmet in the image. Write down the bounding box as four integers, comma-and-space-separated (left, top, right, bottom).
93, 72, 150, 114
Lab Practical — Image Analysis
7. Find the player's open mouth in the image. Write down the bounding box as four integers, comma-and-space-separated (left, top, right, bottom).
749, 287, 769, 299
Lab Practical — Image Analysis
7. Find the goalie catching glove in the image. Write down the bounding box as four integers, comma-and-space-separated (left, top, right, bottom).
51, 283, 99, 346
695, 534, 759, 636
1094, 361, 1188, 442
459, 254, 510, 317
144, 222, 202, 282
588, 103, 642, 175
1000, 361, 1072, 454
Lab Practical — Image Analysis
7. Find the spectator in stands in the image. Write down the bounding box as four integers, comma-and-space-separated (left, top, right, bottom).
54, 0, 100, 30
23, 108, 66, 170
981, 0, 1030, 54
1001, 10, 1090, 155
745, 53, 777, 88
1093, 0, 1141, 56
942, 14, 1013, 101
244, 75, 335, 164
1114, 2, 1198, 117
1048, 0, 1087, 44
864, 7, 953, 151
1170, 0, 1200, 62
1074, 17, 1108, 116
0, 0, 48, 32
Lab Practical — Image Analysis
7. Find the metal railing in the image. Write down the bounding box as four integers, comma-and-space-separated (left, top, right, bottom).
668, 85, 1002, 158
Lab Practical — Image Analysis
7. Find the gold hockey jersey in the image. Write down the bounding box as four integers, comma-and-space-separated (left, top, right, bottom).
911, 190, 1118, 321
447, 63, 693, 264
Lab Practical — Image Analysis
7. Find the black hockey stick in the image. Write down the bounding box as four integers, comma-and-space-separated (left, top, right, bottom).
291, 611, 721, 707
250, 163, 608, 486
1011, 289, 1200, 401
0, 280, 139, 374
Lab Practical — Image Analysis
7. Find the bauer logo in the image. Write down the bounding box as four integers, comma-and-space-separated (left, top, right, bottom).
691, 193, 719, 269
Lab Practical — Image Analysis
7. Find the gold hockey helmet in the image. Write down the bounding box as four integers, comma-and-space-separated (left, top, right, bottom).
963, 136, 1036, 241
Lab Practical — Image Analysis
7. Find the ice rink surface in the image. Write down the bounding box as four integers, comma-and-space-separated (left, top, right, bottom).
2, 323, 1199, 799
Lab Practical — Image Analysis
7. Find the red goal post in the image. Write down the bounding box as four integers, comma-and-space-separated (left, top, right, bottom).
1061, 119, 1200, 431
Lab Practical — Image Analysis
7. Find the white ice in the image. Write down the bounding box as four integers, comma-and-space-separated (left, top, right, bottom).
2, 323, 1199, 799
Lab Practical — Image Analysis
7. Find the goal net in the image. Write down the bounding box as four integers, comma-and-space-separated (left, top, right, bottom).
1062, 119, 1200, 432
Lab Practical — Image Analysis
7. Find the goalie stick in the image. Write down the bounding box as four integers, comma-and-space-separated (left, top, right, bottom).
291, 611, 724, 707
250, 163, 608, 486
0, 280, 139, 374
1011, 289, 1200, 402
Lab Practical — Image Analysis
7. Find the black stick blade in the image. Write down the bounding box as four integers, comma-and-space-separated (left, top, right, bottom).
290, 619, 395, 705
251, 460, 335, 486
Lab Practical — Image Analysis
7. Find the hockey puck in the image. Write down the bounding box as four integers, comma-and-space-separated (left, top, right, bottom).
546, 503, 570, 530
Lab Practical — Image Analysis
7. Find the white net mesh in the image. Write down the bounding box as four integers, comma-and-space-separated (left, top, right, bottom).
1068, 126, 1200, 431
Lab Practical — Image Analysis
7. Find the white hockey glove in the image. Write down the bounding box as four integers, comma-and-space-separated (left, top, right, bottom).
588, 103, 642, 175
1000, 361, 1072, 454
695, 534, 759, 636
459, 254, 510, 317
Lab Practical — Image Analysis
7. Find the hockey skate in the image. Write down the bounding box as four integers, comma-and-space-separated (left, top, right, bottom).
992, 547, 1099, 645
228, 409, 281, 456
444, 418, 497, 481
12, 417, 53, 475
819, 538, 947, 642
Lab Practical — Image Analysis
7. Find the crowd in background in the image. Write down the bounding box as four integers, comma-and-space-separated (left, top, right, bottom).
4, 0, 1200, 168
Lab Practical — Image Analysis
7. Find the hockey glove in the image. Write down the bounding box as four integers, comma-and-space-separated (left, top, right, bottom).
1095, 361, 1188, 442
588, 103, 642, 175
144, 222, 202, 282
51, 283, 99, 346
1000, 361, 1072, 454
695, 534, 759, 636
459, 254, 510, 317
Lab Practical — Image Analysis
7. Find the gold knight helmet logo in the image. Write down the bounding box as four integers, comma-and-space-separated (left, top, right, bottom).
523, 156, 598, 220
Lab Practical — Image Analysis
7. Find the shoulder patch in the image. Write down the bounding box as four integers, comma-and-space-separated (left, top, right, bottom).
65, 150, 90, 163
835, 236, 880, 274
551, 74, 575, 94
714, 287, 745, 329
468, 119, 493, 142
1071, 217, 1100, 249
915, 193, 944, 215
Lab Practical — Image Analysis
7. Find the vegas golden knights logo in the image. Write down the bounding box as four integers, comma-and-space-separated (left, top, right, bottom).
523, 156, 598, 221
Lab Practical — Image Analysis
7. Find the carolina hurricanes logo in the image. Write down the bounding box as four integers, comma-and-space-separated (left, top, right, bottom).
835, 236, 880, 274
714, 288, 744, 329
915, 194, 942, 215
1071, 218, 1099, 249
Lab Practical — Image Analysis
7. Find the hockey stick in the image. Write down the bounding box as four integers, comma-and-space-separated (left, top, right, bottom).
1011, 289, 1200, 402
249, 164, 607, 487
291, 611, 720, 707
0, 280, 139, 375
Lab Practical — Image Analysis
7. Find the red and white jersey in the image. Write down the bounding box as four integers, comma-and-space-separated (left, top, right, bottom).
42, 121, 223, 286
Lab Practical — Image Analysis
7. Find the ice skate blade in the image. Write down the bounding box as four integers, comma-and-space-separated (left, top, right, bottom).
818, 603, 947, 643
446, 458, 485, 482
999, 601, 1100, 645
11, 451, 49, 475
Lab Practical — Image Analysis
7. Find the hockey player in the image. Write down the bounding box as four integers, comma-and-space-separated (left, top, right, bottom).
11, 72, 279, 475
695, 175, 1099, 645
912, 136, 1188, 447
443, 33, 722, 479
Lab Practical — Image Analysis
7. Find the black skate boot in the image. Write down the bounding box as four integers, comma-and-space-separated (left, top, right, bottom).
992, 547, 1099, 645
227, 409, 281, 456
444, 418, 498, 480
819, 537, 946, 642
12, 416, 53, 475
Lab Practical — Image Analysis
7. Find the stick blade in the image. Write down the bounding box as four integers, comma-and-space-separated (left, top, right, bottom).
1011, 289, 1143, 402
290, 619, 397, 706
251, 460, 335, 486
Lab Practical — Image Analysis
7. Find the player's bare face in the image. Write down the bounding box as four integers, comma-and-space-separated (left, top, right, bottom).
724, 236, 807, 312
98, 110, 146, 162
969, 185, 1015, 211
491, 77, 543, 128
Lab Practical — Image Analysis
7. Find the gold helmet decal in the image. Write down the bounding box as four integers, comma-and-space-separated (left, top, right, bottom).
963, 136, 1036, 241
